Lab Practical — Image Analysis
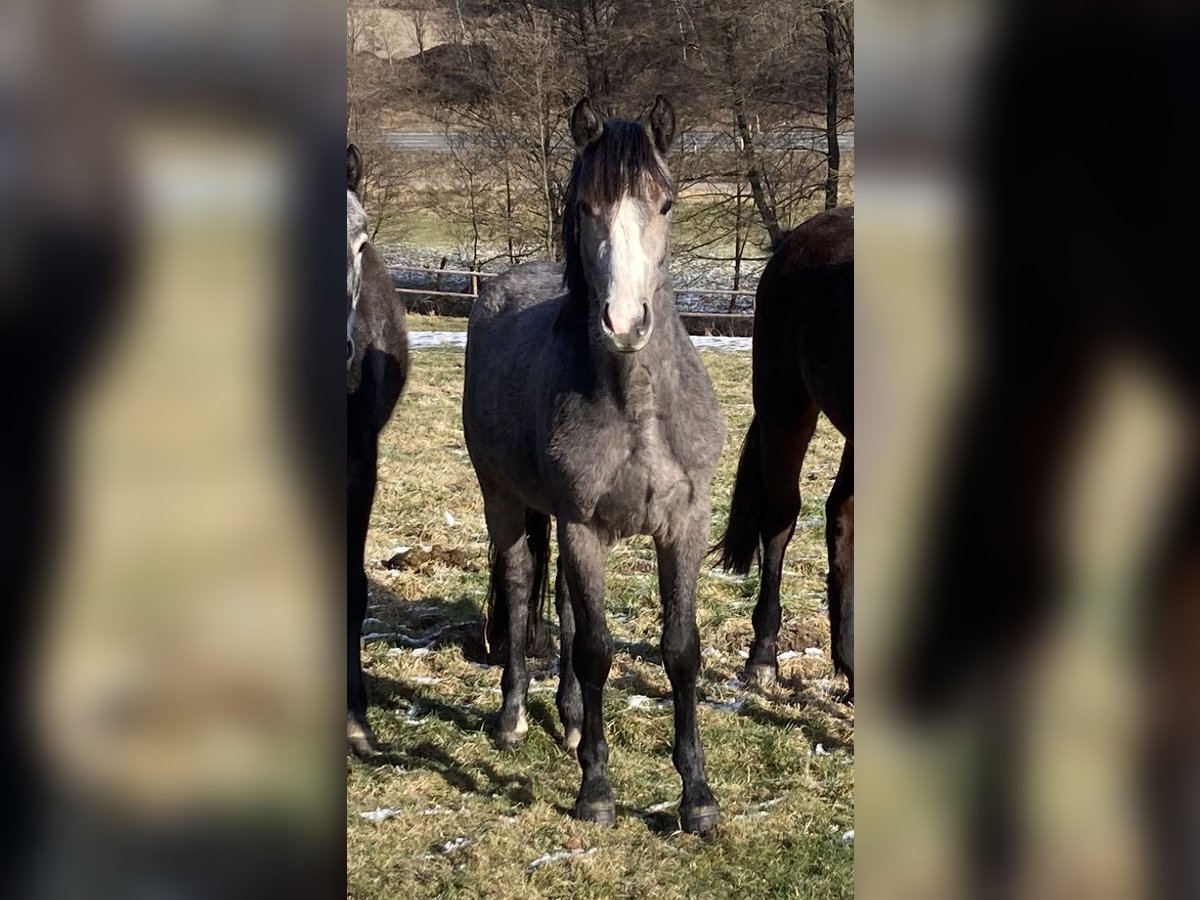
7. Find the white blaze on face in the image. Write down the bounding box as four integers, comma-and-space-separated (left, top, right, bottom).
347, 189, 368, 350
602, 195, 655, 336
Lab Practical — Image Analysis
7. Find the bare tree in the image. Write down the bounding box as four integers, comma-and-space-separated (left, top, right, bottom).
346, 0, 853, 297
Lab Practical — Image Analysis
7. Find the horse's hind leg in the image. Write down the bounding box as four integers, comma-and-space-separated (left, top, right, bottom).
484, 492, 535, 749
746, 405, 820, 686
657, 508, 721, 835
559, 521, 616, 826
826, 442, 854, 700
555, 559, 583, 753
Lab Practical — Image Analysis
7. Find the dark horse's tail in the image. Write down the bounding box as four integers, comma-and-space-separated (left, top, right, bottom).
714, 416, 764, 574
483, 510, 552, 659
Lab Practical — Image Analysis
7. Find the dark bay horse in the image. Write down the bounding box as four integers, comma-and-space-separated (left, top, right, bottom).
463, 97, 726, 834
347, 144, 409, 754
716, 206, 854, 695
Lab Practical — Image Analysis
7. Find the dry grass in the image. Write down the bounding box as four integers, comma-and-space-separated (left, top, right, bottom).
348, 347, 853, 899
406, 313, 469, 332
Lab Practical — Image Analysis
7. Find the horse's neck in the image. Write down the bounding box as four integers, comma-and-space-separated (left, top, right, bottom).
588, 281, 684, 406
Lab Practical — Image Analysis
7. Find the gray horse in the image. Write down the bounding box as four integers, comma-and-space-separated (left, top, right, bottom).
463, 97, 725, 835
347, 144, 409, 754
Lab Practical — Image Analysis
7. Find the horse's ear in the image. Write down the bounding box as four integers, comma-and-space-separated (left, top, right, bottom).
648, 95, 676, 154
347, 143, 364, 196
570, 97, 603, 150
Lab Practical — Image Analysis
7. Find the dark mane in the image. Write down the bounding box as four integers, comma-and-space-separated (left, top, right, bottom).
561, 120, 674, 317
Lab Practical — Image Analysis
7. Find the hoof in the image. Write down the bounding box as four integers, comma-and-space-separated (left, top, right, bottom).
494, 730, 526, 751
574, 799, 617, 827
680, 803, 720, 836
494, 708, 528, 750
562, 727, 581, 755
347, 716, 379, 756
744, 663, 777, 688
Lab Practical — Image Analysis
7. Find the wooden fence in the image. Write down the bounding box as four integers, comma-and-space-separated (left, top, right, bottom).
390, 265, 758, 335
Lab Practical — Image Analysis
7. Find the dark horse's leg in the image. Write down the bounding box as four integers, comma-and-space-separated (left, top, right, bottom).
347, 433, 378, 755
657, 508, 720, 835
560, 521, 616, 825
555, 559, 584, 753
484, 493, 536, 749
826, 441, 854, 698
746, 406, 820, 686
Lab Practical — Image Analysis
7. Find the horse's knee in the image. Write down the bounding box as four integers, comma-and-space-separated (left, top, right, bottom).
572, 631, 612, 686
662, 623, 700, 684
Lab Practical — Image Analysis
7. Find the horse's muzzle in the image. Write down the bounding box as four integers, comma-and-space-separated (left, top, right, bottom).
601, 301, 653, 353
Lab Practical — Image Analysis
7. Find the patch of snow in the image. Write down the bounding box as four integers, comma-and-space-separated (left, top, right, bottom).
705, 697, 746, 713
526, 848, 598, 872
438, 837, 470, 854
409, 331, 751, 354
360, 808, 400, 823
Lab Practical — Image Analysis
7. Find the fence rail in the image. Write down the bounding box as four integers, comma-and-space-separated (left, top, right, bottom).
388, 265, 758, 314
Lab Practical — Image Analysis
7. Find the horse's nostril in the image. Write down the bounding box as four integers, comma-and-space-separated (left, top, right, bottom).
639, 304, 651, 335
602, 305, 615, 333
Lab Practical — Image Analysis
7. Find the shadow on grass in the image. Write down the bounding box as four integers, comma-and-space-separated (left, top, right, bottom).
543, 801, 681, 837
526, 695, 566, 746
357, 674, 538, 807
367, 740, 536, 807
613, 638, 662, 666
367, 577, 571, 666
739, 702, 853, 755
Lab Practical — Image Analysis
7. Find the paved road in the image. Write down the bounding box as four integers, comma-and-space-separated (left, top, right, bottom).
384, 130, 854, 153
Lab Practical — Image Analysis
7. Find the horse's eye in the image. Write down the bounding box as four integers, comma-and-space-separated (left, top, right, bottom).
580, 202, 595, 218
660, 199, 675, 216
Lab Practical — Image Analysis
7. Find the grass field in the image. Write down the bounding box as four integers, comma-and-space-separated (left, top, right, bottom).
347, 347, 853, 899
405, 313, 469, 332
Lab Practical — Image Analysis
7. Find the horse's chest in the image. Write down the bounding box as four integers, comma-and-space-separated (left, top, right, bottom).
560, 411, 694, 536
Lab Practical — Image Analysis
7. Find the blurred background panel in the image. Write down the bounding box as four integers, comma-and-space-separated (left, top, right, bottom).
858, 0, 1200, 898
0, 0, 345, 897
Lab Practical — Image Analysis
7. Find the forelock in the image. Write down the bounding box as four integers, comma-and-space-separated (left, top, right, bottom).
572, 120, 673, 206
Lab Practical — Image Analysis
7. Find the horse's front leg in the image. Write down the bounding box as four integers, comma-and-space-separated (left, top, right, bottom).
656, 506, 720, 835
484, 496, 534, 749
559, 521, 615, 825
